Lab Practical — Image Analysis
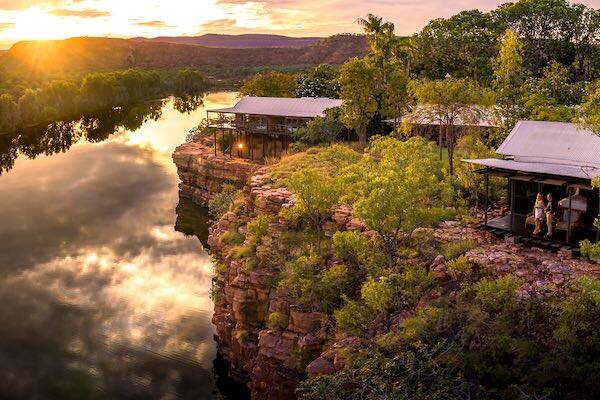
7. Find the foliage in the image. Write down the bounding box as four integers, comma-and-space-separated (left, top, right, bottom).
287, 168, 341, 250
239, 70, 298, 97
580, 239, 600, 259
341, 136, 452, 266
361, 277, 395, 311
295, 64, 340, 98
219, 230, 245, 246
208, 183, 238, 219
446, 255, 473, 281
475, 275, 522, 312
454, 133, 499, 207
268, 312, 289, 331
396, 265, 437, 307
216, 132, 235, 154
442, 239, 477, 260
383, 64, 411, 136
583, 81, 600, 134
293, 109, 345, 145
332, 231, 387, 276
411, 78, 491, 175
173, 68, 207, 95
334, 296, 372, 335
246, 215, 274, 245
338, 58, 380, 147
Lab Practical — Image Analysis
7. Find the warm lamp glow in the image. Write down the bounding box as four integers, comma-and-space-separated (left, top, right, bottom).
237, 143, 244, 150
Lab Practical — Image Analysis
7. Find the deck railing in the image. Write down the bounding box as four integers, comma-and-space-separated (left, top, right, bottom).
208, 120, 306, 136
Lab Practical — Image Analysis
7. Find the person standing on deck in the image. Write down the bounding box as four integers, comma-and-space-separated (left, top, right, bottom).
546, 193, 555, 238
533, 193, 546, 235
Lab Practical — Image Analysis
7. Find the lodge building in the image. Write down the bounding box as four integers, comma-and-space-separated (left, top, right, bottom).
464, 120, 600, 248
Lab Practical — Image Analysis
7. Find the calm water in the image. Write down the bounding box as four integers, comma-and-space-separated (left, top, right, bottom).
0, 92, 249, 399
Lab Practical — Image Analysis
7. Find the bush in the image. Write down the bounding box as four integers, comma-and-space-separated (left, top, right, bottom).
228, 245, 254, 260
361, 277, 395, 311
334, 297, 372, 335
397, 265, 437, 306
475, 275, 522, 312
246, 215, 274, 245
446, 255, 473, 281
316, 264, 351, 313
268, 311, 289, 331
220, 230, 245, 246
332, 231, 386, 275
579, 239, 600, 260
442, 240, 476, 260
217, 132, 235, 154
208, 184, 238, 218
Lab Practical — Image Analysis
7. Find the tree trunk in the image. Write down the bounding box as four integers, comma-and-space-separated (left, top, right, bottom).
358, 122, 367, 148
438, 124, 443, 162
446, 125, 454, 176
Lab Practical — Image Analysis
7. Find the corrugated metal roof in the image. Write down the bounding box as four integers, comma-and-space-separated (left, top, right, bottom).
208, 96, 343, 118
463, 158, 600, 180
497, 121, 600, 168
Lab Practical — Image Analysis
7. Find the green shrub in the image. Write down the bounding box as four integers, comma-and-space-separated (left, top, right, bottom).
278, 254, 319, 305
446, 255, 473, 281
579, 239, 600, 259
268, 311, 289, 331
334, 297, 372, 335
316, 263, 351, 313
475, 275, 522, 311
332, 231, 386, 275
397, 265, 437, 306
228, 245, 254, 260
208, 183, 238, 218
442, 240, 476, 260
361, 277, 395, 311
220, 230, 245, 246
247, 215, 274, 245
398, 306, 441, 343
217, 131, 235, 154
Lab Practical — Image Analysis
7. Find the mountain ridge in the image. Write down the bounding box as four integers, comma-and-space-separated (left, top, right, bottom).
131, 33, 323, 48
1, 34, 368, 75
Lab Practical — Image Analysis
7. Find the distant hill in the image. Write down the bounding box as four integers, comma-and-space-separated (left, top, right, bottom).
132, 34, 322, 48
1, 34, 368, 75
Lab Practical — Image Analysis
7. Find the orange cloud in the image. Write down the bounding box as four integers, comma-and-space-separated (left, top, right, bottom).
135, 20, 169, 27
49, 8, 111, 18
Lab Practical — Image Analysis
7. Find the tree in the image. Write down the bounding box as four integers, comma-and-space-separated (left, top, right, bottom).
583, 81, 600, 134
412, 78, 489, 175
288, 168, 341, 251
357, 14, 398, 82
295, 65, 340, 98
454, 133, 498, 208
338, 58, 380, 147
293, 109, 344, 145
493, 29, 527, 133
384, 64, 410, 136
411, 10, 500, 83
240, 71, 297, 97
341, 137, 449, 266
174, 68, 207, 95
0, 94, 18, 133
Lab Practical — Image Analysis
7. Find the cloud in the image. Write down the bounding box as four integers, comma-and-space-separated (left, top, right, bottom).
134, 20, 169, 28
0, 0, 64, 10
0, 22, 15, 31
49, 8, 111, 18
200, 18, 237, 30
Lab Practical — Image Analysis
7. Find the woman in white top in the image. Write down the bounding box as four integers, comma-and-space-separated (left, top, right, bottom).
533, 193, 545, 235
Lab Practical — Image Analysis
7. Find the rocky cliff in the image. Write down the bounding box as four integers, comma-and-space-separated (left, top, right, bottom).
173, 144, 600, 399
173, 137, 261, 205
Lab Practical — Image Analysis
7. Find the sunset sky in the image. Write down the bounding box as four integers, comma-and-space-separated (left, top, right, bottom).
1, 0, 599, 49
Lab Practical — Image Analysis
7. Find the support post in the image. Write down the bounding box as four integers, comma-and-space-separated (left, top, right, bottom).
567, 188, 573, 243
262, 134, 266, 161
596, 189, 600, 243
484, 174, 489, 226
250, 134, 254, 161
509, 178, 515, 231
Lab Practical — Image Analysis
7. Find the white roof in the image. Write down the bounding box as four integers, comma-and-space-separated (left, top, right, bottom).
208, 96, 343, 118
464, 120, 600, 180
498, 121, 600, 168
463, 158, 600, 180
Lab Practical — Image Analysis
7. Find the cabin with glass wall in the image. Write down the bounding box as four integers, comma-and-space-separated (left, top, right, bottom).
463, 121, 600, 250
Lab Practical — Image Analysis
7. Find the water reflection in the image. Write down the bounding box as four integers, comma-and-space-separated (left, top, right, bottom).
0, 93, 246, 399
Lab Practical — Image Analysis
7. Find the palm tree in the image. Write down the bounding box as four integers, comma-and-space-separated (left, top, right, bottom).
357, 14, 397, 82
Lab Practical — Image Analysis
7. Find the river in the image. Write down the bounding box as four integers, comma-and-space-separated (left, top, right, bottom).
0, 92, 250, 399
